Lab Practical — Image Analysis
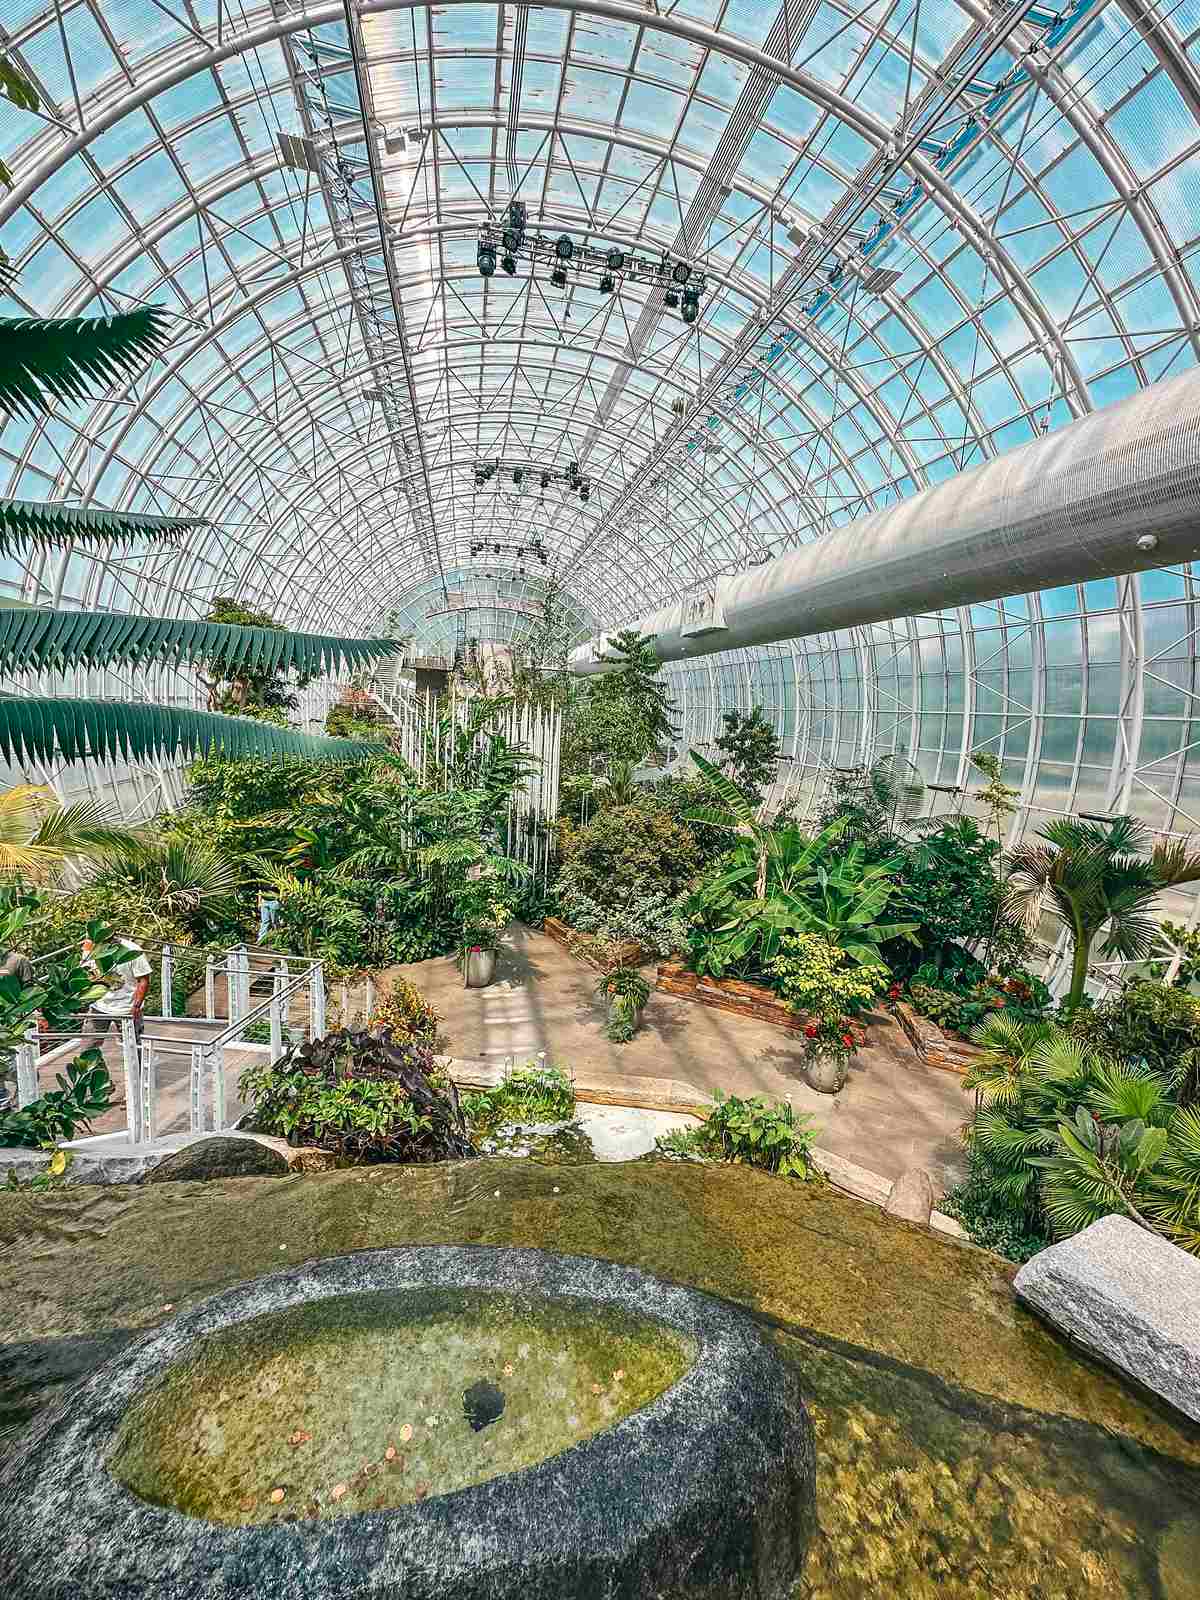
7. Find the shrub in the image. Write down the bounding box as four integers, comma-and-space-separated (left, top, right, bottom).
940, 1150, 1052, 1263
369, 976, 440, 1047
460, 1062, 575, 1131
908, 967, 1051, 1036
240, 1027, 475, 1164
557, 804, 701, 911
656, 1091, 821, 1180
554, 883, 687, 958
1068, 980, 1200, 1105
767, 933, 886, 1015
0, 1053, 113, 1150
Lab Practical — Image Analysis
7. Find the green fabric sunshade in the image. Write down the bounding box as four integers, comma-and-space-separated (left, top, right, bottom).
0, 698, 384, 767
0, 605, 402, 677
0, 498, 205, 556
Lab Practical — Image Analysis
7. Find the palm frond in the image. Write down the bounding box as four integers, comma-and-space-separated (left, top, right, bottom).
0, 499, 205, 557
0, 605, 401, 678
1150, 837, 1200, 888
0, 305, 171, 418
0, 698, 383, 768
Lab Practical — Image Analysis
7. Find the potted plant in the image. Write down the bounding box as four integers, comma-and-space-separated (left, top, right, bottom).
800, 1008, 862, 1093
597, 965, 651, 1043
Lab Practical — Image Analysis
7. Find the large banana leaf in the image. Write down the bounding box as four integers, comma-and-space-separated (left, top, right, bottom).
0, 305, 170, 419
0, 605, 401, 678
0, 698, 383, 768
0, 498, 205, 557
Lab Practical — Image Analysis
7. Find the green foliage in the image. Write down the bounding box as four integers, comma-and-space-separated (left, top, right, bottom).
0, 698, 378, 770
86, 836, 244, 939
0, 901, 119, 1056
1154, 918, 1200, 989
240, 1027, 475, 1164
0, 305, 170, 421
460, 1062, 576, 1131
907, 968, 1051, 1036
1067, 980, 1200, 1106
369, 976, 440, 1048
940, 1151, 1052, 1263
557, 804, 701, 911
0, 55, 38, 185
563, 629, 679, 775
0, 604, 397, 683
0, 1053, 113, 1149
891, 817, 1027, 978
657, 1091, 821, 1181
969, 749, 1020, 832
553, 883, 687, 958
815, 754, 921, 857
0, 501, 203, 558
1007, 814, 1200, 1009
325, 687, 392, 741
768, 932, 886, 1015
596, 965, 651, 1043
713, 705, 779, 806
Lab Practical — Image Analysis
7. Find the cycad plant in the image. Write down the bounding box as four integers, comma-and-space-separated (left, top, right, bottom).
1006, 816, 1200, 1009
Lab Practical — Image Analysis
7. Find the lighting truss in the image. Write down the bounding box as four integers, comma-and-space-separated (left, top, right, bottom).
472, 459, 590, 503
476, 223, 707, 314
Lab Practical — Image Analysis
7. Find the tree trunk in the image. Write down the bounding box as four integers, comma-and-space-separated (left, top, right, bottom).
1067, 921, 1092, 1009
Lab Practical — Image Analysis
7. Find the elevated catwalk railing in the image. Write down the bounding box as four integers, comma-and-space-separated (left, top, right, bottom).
12, 943, 329, 1147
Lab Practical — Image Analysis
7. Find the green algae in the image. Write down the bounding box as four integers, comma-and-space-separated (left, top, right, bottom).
109, 1288, 691, 1525
3, 1160, 1200, 1597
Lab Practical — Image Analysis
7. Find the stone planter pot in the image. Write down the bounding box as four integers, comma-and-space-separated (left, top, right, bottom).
607, 993, 643, 1033
465, 948, 498, 988
804, 1053, 848, 1094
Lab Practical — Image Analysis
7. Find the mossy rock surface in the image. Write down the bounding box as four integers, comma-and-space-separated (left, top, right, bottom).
2, 1161, 1199, 1599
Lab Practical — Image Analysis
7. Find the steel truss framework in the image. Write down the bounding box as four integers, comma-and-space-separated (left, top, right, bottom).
3, 0, 1200, 958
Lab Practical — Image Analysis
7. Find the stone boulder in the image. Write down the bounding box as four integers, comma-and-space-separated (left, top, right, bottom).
884, 1167, 936, 1225
143, 1135, 289, 1185
1014, 1215, 1200, 1424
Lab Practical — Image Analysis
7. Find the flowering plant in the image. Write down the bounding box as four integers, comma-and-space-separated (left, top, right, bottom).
799, 1007, 864, 1067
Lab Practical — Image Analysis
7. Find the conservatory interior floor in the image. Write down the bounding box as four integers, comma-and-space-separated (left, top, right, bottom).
389, 925, 972, 1192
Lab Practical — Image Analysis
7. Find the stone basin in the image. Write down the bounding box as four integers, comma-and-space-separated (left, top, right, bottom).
0, 1246, 815, 1599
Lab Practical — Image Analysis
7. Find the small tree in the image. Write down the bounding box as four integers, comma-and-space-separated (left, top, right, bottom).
714, 706, 780, 807
564, 628, 679, 775
197, 597, 315, 721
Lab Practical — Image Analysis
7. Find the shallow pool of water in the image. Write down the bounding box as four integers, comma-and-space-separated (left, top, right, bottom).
108, 1287, 693, 1525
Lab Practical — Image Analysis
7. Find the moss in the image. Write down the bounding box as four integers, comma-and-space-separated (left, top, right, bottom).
3, 1161, 1200, 1597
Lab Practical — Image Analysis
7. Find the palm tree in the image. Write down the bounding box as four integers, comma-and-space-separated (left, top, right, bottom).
1006, 816, 1200, 1009
87, 837, 244, 928
0, 785, 139, 881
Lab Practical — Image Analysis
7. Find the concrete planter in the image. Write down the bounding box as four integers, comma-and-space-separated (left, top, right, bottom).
803, 1053, 848, 1094
607, 993, 644, 1034
464, 948, 497, 988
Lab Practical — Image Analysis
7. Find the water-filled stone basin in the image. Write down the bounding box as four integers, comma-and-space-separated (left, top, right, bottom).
110, 1286, 694, 1523
0, 1246, 815, 1600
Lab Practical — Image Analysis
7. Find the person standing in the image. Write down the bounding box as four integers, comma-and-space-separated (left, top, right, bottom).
0, 944, 38, 1112
256, 889, 281, 944
81, 934, 151, 1046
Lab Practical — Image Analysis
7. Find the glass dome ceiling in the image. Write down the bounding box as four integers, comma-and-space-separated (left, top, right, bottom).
3, 0, 1200, 860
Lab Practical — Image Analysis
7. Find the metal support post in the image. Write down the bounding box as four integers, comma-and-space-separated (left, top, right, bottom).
311, 961, 326, 1039
205, 955, 216, 1021
160, 944, 174, 1019
270, 966, 285, 1063
210, 1042, 226, 1132
189, 1044, 203, 1133
15, 1038, 39, 1107
120, 1019, 142, 1145
139, 1040, 155, 1144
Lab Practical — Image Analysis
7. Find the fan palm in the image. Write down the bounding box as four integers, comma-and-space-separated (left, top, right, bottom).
1006, 815, 1200, 1009
89, 836, 244, 926
0, 784, 141, 882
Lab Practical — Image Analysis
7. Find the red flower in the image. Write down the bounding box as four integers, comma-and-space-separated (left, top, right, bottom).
804, 1023, 818, 1039
888, 983, 901, 999
841, 1033, 854, 1048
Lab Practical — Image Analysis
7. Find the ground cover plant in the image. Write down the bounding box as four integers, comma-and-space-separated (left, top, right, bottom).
459, 1061, 576, 1132
657, 1091, 822, 1180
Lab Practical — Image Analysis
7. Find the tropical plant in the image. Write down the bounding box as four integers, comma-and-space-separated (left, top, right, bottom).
596, 965, 651, 1043
563, 628, 679, 774
767, 932, 886, 1015
940, 1150, 1053, 1263
85, 836, 244, 936
1067, 980, 1200, 1107
0, 786, 139, 882
657, 1090, 821, 1181
816, 753, 924, 855
713, 705, 780, 807
892, 815, 1027, 979
240, 1027, 476, 1165
553, 883, 688, 958
369, 976, 440, 1048
459, 1061, 576, 1131
1006, 815, 1200, 1010
0, 903, 119, 1059
1153, 918, 1200, 989
0, 1053, 114, 1149
556, 803, 701, 912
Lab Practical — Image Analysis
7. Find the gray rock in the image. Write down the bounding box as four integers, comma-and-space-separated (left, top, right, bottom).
0, 1246, 816, 1600
884, 1167, 936, 1226
144, 1134, 289, 1184
1014, 1215, 1200, 1423
0, 1145, 163, 1186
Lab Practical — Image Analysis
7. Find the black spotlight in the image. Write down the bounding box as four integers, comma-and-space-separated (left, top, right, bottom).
555, 233, 574, 261
606, 248, 625, 271
580, 485, 590, 503
513, 468, 524, 486
681, 286, 700, 324
501, 252, 517, 274
599, 271, 615, 295
494, 543, 501, 554
502, 226, 522, 251
671, 261, 691, 285
550, 265, 567, 288
664, 287, 680, 309
541, 472, 551, 490
477, 242, 497, 277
